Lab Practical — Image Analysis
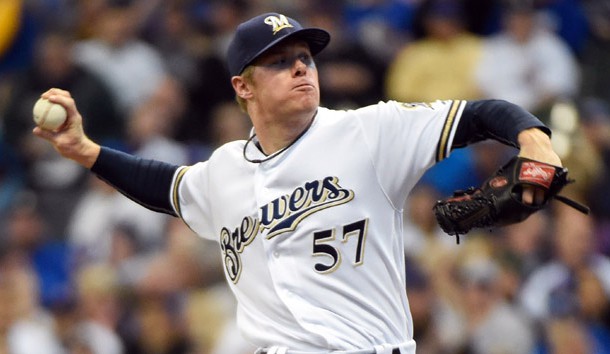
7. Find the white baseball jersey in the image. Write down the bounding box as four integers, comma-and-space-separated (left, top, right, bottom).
170, 100, 465, 353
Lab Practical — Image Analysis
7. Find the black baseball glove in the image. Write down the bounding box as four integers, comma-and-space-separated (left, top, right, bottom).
433, 156, 589, 243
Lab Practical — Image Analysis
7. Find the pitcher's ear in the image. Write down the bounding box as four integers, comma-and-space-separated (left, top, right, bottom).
231, 76, 253, 100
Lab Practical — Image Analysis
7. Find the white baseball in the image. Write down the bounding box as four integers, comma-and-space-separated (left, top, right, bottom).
32, 98, 67, 130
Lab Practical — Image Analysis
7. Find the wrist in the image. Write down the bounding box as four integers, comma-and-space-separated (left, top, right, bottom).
518, 128, 561, 166
79, 138, 101, 169
64, 136, 100, 169
518, 127, 551, 148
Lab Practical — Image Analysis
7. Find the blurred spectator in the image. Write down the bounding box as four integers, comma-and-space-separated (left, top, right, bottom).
403, 257, 443, 354
68, 185, 208, 290
519, 204, 610, 323
474, 1, 580, 118
0, 136, 24, 220
67, 176, 123, 266
3, 29, 123, 144
185, 285, 256, 354
578, 98, 610, 255
108, 79, 191, 254
531, 267, 610, 353
385, 0, 483, 102
70, 178, 171, 264
424, 236, 535, 353
578, 269, 610, 330
302, 1, 388, 109
173, 0, 245, 145
495, 211, 552, 300
177, 99, 252, 162
114, 217, 224, 353
3, 192, 74, 310
579, 1, 610, 111
66, 81, 191, 266
73, 1, 169, 116
343, 0, 417, 63
208, 101, 252, 148
68, 79, 193, 267
124, 293, 191, 354
0, 263, 64, 354
461, 0, 504, 35
142, 2, 201, 91
538, 316, 597, 354
126, 77, 190, 166
68, 263, 125, 354
458, 254, 535, 354
203, 0, 251, 61
2, 29, 123, 236
544, 99, 602, 209
403, 184, 459, 263
134, 217, 221, 296
537, 0, 590, 56
417, 139, 516, 205
71, 0, 109, 39
107, 222, 150, 287
416, 148, 481, 198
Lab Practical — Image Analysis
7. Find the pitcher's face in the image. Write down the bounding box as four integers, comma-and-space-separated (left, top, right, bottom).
249, 40, 320, 116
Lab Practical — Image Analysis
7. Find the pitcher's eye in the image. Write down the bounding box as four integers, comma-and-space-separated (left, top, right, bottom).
270, 56, 289, 67
298, 53, 314, 67
258, 52, 315, 70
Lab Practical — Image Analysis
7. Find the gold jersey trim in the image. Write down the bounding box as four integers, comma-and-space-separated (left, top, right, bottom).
171, 166, 190, 218
436, 100, 466, 162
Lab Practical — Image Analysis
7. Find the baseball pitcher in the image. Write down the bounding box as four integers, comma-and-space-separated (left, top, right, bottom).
34, 12, 582, 354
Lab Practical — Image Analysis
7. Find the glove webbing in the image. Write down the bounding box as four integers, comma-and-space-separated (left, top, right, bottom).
437, 191, 496, 244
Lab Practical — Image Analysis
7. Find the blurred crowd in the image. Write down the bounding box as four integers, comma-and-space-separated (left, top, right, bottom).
0, 0, 609, 353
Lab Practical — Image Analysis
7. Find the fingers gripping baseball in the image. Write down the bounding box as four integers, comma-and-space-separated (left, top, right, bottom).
32, 88, 101, 168
40, 88, 76, 120
34, 89, 83, 144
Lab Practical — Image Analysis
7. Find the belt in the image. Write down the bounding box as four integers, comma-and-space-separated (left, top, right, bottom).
258, 347, 401, 354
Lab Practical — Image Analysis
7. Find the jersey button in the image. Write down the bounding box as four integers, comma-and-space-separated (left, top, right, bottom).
273, 251, 280, 258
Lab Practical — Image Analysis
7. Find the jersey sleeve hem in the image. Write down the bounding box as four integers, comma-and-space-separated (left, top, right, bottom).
435, 100, 466, 162
170, 166, 190, 219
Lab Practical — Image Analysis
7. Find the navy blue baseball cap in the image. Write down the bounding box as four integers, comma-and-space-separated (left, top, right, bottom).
227, 13, 331, 77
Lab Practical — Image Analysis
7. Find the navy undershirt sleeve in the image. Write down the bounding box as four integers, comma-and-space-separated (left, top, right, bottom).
90, 147, 180, 216
453, 99, 551, 149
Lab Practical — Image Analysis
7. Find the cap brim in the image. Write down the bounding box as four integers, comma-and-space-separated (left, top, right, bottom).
242, 28, 330, 73
290, 28, 331, 56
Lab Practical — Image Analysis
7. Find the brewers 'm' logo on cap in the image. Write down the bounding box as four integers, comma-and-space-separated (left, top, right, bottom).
227, 12, 330, 76
264, 14, 293, 34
